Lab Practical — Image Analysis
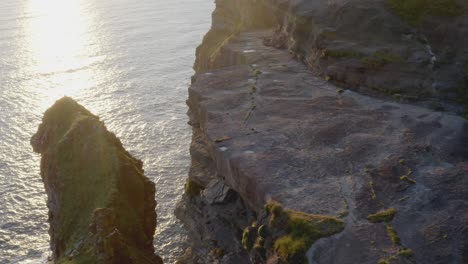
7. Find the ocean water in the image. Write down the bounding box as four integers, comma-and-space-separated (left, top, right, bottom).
0, 0, 213, 262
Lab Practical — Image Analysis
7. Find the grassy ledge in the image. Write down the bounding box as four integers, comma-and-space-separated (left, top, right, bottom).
265, 201, 345, 264
184, 178, 204, 197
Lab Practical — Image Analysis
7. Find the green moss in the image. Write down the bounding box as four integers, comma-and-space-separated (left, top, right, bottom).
338, 211, 349, 218
252, 69, 262, 77
400, 175, 417, 184
258, 225, 267, 237
387, 0, 464, 25
254, 236, 265, 251
250, 85, 257, 93
378, 259, 391, 264
265, 200, 285, 225
398, 248, 414, 257
387, 224, 401, 245
367, 208, 397, 223
275, 235, 308, 263
400, 168, 416, 184
273, 207, 345, 263
242, 227, 254, 251
185, 178, 203, 197
214, 136, 231, 143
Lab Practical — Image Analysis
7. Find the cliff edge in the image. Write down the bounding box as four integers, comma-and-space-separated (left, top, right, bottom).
31, 97, 163, 264
178, 0, 468, 263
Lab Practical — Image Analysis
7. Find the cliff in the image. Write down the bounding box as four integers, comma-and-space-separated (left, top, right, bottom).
31, 97, 163, 264
177, 0, 468, 263
195, 0, 468, 116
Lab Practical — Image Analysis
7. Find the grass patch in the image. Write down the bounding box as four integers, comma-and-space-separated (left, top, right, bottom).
367, 208, 397, 223
378, 255, 398, 264
398, 248, 414, 257
252, 69, 262, 77
242, 227, 254, 251
185, 178, 203, 197
387, 0, 464, 25
400, 168, 416, 184
387, 224, 401, 245
338, 211, 349, 218
258, 225, 267, 237
265, 200, 285, 225
214, 136, 231, 143
378, 259, 391, 264
254, 236, 265, 251
266, 201, 345, 263
400, 175, 417, 184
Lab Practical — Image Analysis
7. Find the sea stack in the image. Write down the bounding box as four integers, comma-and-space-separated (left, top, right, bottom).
31, 97, 163, 264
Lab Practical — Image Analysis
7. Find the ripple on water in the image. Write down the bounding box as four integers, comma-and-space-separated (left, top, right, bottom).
0, 0, 213, 263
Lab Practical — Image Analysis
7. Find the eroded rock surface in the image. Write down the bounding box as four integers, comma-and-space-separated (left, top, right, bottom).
31, 97, 163, 264
178, 0, 468, 263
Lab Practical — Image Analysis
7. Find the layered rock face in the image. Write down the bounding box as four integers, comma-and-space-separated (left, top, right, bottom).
178, 0, 468, 263
31, 97, 163, 264
196, 0, 468, 115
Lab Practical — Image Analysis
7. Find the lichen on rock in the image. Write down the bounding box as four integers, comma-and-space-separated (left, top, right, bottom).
31, 97, 163, 264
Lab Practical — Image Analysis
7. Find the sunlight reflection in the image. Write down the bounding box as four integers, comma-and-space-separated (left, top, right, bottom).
24, 0, 98, 107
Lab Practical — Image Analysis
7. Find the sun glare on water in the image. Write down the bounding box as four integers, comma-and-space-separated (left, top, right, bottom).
24, 0, 100, 108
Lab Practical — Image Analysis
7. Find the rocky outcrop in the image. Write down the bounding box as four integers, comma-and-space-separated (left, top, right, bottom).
178, 0, 468, 263
31, 97, 163, 264
264, 0, 468, 115
196, 0, 468, 116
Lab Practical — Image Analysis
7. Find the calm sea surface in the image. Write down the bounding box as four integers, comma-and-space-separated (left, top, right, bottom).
0, 0, 213, 262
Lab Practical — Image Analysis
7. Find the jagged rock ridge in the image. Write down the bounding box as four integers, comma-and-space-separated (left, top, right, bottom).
31, 97, 163, 264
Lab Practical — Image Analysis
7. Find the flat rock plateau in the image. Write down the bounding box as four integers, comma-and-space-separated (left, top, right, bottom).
176, 0, 468, 263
